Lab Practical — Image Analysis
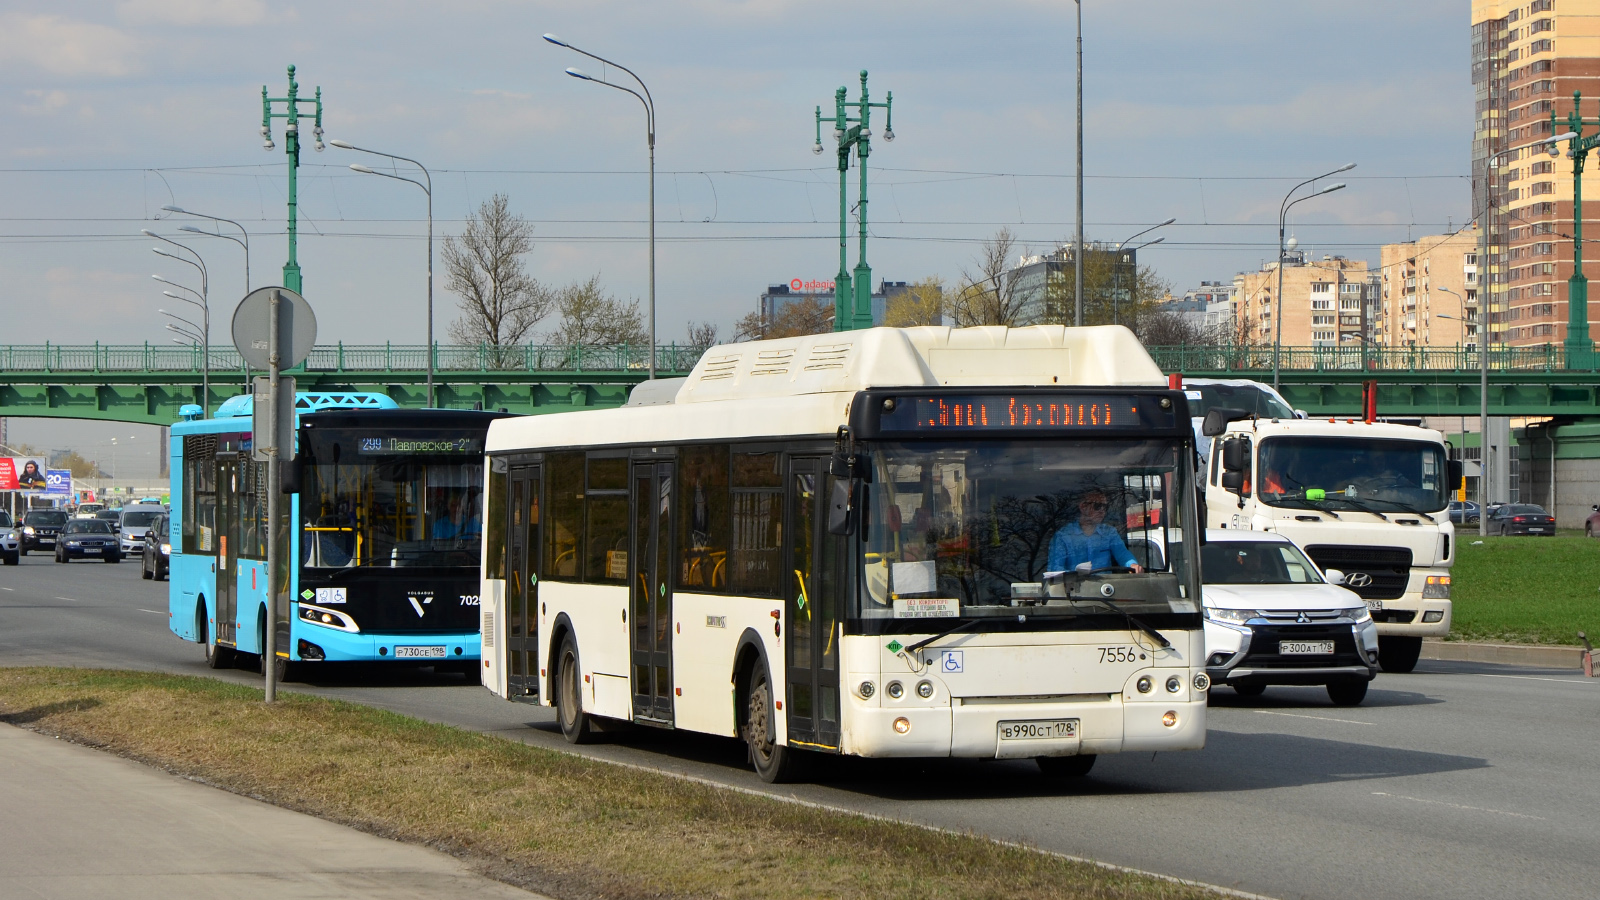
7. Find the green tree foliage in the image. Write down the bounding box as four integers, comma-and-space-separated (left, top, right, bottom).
882, 277, 947, 327
547, 276, 648, 347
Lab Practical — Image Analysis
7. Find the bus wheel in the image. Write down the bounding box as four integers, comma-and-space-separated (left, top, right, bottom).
1378, 636, 1422, 674
202, 606, 234, 669
274, 655, 300, 684
744, 667, 800, 784
556, 635, 595, 744
1036, 754, 1096, 778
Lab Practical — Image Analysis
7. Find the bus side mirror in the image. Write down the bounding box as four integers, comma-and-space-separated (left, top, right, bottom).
280, 457, 302, 495
827, 478, 855, 536
1448, 460, 1463, 488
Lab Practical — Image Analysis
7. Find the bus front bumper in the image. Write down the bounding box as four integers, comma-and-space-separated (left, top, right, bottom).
840, 696, 1206, 759
292, 626, 481, 663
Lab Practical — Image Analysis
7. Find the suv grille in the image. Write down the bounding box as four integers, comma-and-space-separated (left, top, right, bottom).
1240, 624, 1364, 669
1304, 545, 1412, 600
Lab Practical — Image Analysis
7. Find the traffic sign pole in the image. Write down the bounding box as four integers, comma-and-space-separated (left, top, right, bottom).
265, 289, 281, 703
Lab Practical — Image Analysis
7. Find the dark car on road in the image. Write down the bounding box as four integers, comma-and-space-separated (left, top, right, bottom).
1486, 503, 1555, 536
55, 518, 122, 563
19, 509, 68, 554
1448, 500, 1481, 526
140, 514, 170, 581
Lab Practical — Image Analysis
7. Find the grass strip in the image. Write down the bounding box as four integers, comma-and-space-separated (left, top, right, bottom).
0, 668, 1226, 900
1451, 535, 1600, 646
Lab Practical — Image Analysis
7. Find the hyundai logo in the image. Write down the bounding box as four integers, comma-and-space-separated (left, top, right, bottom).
1345, 572, 1373, 588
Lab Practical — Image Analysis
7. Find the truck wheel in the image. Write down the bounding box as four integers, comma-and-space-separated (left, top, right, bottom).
1378, 636, 1423, 673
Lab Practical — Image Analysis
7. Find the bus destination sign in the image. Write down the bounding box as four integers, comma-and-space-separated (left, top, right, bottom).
876, 393, 1177, 434
356, 436, 484, 455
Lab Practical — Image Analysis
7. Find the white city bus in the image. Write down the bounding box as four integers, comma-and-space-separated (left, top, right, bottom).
480, 326, 1209, 782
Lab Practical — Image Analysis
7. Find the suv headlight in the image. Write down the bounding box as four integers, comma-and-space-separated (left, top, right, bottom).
1205, 607, 1257, 624
1342, 606, 1372, 624
23, 526, 35, 535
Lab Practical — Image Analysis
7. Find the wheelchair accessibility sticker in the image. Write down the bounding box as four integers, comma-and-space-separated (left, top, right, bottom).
940, 650, 964, 673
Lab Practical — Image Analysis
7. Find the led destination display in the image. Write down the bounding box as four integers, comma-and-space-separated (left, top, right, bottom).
874, 393, 1179, 434
356, 436, 484, 455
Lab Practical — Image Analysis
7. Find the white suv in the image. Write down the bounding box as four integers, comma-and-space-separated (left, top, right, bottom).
1202, 529, 1380, 705
1, 512, 17, 565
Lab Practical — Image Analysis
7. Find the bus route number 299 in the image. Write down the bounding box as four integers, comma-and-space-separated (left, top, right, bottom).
1099, 646, 1139, 663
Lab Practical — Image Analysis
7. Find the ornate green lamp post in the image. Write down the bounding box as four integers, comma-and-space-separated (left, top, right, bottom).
814, 71, 894, 332
1548, 94, 1597, 369
260, 65, 324, 294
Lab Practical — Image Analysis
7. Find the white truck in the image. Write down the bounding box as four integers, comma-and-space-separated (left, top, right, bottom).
1200, 409, 1458, 673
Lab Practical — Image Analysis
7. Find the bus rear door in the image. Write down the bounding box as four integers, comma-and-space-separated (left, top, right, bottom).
631, 460, 674, 724
216, 455, 239, 646
506, 464, 540, 698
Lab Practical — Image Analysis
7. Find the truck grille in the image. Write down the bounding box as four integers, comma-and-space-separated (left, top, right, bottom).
1304, 545, 1412, 601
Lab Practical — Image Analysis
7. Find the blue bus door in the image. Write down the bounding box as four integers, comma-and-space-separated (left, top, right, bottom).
631, 460, 674, 724
506, 464, 540, 698
215, 456, 239, 646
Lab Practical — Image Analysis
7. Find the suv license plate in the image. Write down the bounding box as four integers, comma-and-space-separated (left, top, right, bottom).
395, 645, 446, 659
1280, 641, 1335, 655
998, 719, 1078, 741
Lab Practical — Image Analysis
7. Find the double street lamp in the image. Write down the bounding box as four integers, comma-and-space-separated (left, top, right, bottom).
544, 33, 657, 379
1112, 217, 1174, 326
143, 230, 210, 417
1273, 164, 1354, 389
329, 140, 436, 407
161, 205, 250, 296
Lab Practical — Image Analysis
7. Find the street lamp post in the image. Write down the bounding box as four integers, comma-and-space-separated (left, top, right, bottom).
1547, 96, 1600, 369
543, 35, 659, 378
1437, 285, 1486, 532
1273, 165, 1355, 390
1112, 218, 1174, 326
812, 71, 895, 332
260, 65, 325, 294
144, 231, 209, 416
330, 141, 435, 407
1074, 0, 1084, 327
163, 206, 250, 295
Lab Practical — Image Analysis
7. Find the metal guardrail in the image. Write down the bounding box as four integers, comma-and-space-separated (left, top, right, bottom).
1145, 344, 1598, 374
0, 343, 708, 374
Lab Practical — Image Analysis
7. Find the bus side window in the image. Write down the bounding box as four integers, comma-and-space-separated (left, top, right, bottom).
729, 451, 782, 597
677, 444, 729, 592
584, 455, 629, 585
183, 435, 217, 555
544, 452, 584, 580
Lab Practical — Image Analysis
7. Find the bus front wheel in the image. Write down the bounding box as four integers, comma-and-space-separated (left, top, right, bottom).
744, 667, 801, 784
557, 635, 596, 744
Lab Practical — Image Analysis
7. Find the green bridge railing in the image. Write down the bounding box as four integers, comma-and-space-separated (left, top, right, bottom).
1144, 343, 1600, 375
0, 342, 706, 375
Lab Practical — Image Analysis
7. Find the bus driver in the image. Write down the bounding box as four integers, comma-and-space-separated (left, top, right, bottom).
1046, 489, 1143, 575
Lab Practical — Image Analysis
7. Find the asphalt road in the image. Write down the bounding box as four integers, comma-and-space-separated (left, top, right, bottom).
2, 553, 1597, 900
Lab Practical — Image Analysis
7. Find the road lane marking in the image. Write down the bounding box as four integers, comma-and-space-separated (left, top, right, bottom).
136, 609, 164, 615
1476, 673, 1595, 686
1371, 791, 1544, 820
53, 596, 80, 602
1254, 710, 1372, 726
0, 587, 13, 591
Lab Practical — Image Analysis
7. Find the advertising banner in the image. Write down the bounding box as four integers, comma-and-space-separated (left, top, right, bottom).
44, 469, 72, 496
0, 457, 48, 491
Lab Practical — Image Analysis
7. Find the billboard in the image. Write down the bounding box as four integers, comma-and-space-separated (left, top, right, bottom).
0, 457, 48, 491
44, 469, 72, 496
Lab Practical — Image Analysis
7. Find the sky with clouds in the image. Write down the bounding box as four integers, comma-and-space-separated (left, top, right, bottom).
2, 0, 1470, 472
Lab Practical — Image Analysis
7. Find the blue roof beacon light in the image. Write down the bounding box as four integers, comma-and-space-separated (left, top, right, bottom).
178, 404, 205, 421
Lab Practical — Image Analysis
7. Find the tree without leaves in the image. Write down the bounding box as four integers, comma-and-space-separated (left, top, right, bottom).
685, 321, 720, 352
948, 228, 1029, 327
547, 276, 647, 347
883, 276, 947, 327
731, 294, 834, 342
443, 194, 554, 365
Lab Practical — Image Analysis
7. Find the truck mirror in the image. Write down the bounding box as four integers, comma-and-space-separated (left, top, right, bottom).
1221, 440, 1247, 472
827, 478, 855, 536
1220, 471, 1245, 492
280, 457, 302, 495
1201, 407, 1251, 437
1447, 460, 1463, 488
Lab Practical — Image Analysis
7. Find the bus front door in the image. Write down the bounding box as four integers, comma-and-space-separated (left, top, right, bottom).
785, 458, 840, 750
631, 460, 674, 724
506, 465, 540, 698
215, 456, 239, 646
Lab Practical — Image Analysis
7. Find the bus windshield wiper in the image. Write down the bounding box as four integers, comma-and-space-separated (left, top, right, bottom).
905, 619, 982, 657
1080, 599, 1171, 649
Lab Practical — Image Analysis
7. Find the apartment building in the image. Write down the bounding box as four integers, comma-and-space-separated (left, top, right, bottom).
1472, 0, 1600, 349
1232, 253, 1372, 347
1376, 228, 1480, 347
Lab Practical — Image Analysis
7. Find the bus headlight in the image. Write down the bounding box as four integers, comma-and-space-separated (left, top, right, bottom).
1165, 675, 1182, 693
1136, 675, 1153, 693
886, 681, 904, 699
916, 680, 934, 699
892, 717, 911, 734
1193, 672, 1211, 692
298, 603, 359, 633
1423, 575, 1451, 599
1162, 711, 1179, 727
857, 680, 875, 699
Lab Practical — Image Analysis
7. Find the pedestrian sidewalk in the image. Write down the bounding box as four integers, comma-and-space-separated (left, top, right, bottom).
0, 723, 548, 900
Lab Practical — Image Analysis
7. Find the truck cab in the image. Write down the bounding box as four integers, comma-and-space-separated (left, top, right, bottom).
1202, 412, 1458, 673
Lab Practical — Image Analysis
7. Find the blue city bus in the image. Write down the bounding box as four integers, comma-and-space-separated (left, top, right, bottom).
166, 392, 509, 680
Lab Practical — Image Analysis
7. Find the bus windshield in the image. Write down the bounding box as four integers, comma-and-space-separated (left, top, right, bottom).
857, 439, 1194, 620
300, 429, 485, 568
1257, 437, 1448, 514
1189, 382, 1295, 420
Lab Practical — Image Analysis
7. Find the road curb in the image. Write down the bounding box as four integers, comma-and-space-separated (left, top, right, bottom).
1422, 639, 1585, 669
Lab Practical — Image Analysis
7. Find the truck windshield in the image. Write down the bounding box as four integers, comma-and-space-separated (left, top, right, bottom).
1257, 437, 1448, 513
300, 429, 485, 568
856, 439, 1194, 621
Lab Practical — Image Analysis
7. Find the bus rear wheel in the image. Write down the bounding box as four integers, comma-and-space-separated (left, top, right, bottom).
201, 606, 234, 670
1378, 636, 1422, 674
744, 667, 800, 784
557, 635, 596, 744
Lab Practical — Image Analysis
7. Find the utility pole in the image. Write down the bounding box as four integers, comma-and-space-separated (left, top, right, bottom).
1549, 93, 1598, 369
260, 65, 324, 294
815, 71, 894, 332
